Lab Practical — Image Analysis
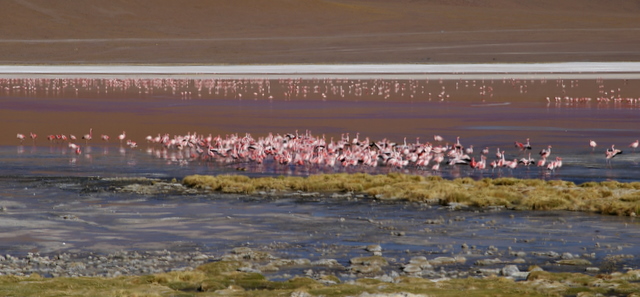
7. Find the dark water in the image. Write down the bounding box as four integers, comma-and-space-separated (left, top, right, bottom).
2, 76, 640, 275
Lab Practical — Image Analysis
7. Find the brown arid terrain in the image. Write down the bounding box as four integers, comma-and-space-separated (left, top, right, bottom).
1, 0, 640, 64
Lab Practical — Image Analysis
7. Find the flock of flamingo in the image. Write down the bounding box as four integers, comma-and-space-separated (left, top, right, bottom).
6, 76, 638, 175
2, 77, 638, 106
14, 128, 635, 174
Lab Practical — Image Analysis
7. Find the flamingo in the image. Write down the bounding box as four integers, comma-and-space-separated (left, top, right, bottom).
101, 134, 110, 142
629, 140, 639, 152
546, 161, 557, 171
454, 136, 463, 150
119, 131, 126, 143
30, 132, 37, 143
515, 138, 531, 151
554, 156, 563, 168
475, 155, 487, 170
589, 140, 597, 151
17, 133, 25, 143
82, 128, 93, 143
505, 159, 518, 169
539, 145, 552, 158
433, 135, 443, 142
465, 145, 474, 155
606, 144, 622, 159
519, 153, 535, 166
537, 157, 547, 167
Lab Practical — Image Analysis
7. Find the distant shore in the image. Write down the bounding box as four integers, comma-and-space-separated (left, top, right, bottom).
1, 62, 640, 79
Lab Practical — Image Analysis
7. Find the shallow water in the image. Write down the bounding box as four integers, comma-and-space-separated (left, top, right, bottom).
2, 76, 640, 276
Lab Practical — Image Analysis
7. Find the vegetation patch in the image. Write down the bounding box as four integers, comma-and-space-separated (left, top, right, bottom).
183, 173, 640, 216
3, 264, 640, 296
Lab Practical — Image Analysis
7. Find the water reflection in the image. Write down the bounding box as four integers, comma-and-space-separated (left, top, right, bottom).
2, 77, 639, 106
3, 76, 640, 182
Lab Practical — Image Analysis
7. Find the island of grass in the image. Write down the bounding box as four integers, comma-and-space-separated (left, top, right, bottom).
4, 258, 640, 296
182, 173, 640, 216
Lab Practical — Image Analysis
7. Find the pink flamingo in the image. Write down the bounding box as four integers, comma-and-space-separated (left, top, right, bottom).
539, 145, 552, 158
30, 132, 37, 143
606, 144, 622, 159
555, 156, 563, 168
629, 140, 639, 152
589, 140, 597, 151
537, 157, 547, 167
17, 133, 25, 143
515, 138, 532, 151
82, 128, 93, 143
101, 134, 110, 142
118, 131, 126, 143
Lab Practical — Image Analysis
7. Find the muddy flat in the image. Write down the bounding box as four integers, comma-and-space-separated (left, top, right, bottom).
1, 0, 639, 64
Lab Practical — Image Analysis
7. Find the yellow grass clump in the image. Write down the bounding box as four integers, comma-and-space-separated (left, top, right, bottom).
183, 173, 640, 216
3, 262, 640, 296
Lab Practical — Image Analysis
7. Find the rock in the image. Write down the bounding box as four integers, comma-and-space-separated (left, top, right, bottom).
445, 202, 468, 210
375, 274, 396, 283
557, 259, 592, 266
585, 267, 600, 273
532, 251, 560, 258
528, 265, 544, 272
409, 256, 432, 269
231, 247, 252, 255
290, 291, 313, 297
349, 256, 387, 274
561, 252, 574, 260
350, 264, 382, 274
476, 268, 500, 276
429, 256, 465, 266
350, 256, 388, 267
358, 292, 430, 297
311, 259, 342, 267
271, 258, 311, 267
366, 244, 382, 253
511, 258, 526, 264
501, 265, 520, 276
475, 258, 503, 266
424, 218, 445, 224
402, 263, 423, 273
214, 285, 245, 295
238, 266, 261, 273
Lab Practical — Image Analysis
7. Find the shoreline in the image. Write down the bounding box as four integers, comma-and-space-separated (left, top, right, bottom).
2, 62, 640, 79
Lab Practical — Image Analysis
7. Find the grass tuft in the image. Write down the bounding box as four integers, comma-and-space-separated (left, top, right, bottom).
182, 173, 640, 216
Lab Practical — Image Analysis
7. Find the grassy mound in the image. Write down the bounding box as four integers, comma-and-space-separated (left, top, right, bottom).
183, 173, 640, 216
3, 261, 640, 296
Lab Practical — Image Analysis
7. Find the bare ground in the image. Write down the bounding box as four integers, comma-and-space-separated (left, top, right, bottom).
1, 0, 640, 64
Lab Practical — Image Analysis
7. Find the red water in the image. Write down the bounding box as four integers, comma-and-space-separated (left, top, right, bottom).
3, 76, 640, 182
